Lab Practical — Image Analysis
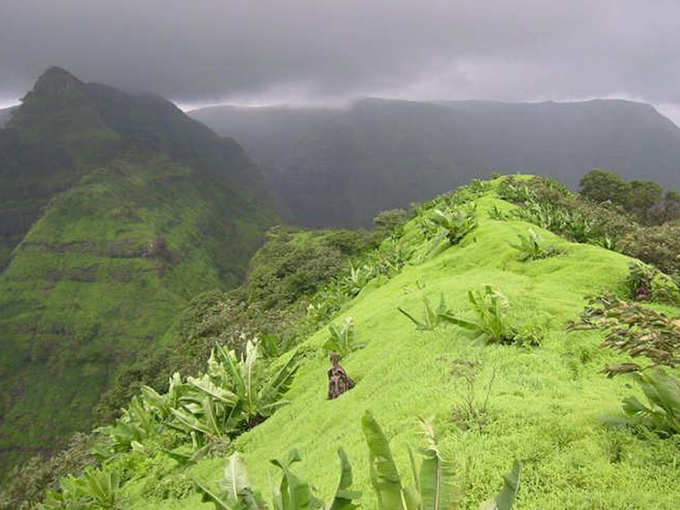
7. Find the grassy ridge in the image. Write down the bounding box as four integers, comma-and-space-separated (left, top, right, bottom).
115, 187, 680, 509
0, 152, 275, 475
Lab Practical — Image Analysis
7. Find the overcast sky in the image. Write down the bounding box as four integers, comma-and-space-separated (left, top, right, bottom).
1, 0, 680, 123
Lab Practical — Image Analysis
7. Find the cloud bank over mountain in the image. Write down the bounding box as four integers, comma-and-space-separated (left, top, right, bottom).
1, 0, 679, 122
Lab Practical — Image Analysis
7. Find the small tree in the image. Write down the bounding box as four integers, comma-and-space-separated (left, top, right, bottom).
579, 169, 630, 205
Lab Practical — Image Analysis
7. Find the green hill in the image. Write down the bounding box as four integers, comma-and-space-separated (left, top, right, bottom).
0, 68, 278, 475
14, 177, 679, 508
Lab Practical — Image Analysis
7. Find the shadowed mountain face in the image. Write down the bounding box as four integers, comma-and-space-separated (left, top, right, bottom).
191, 98, 680, 227
0, 67, 277, 473
0, 106, 16, 128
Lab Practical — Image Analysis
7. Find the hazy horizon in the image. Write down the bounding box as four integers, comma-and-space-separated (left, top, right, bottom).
2, 1, 680, 125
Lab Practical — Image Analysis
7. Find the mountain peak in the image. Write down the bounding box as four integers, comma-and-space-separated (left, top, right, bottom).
30, 66, 83, 98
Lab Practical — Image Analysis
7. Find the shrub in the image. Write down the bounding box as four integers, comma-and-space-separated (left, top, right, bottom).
605, 369, 680, 438
373, 208, 408, 237
618, 223, 680, 276
510, 229, 561, 261
579, 169, 630, 205
40, 467, 120, 510
488, 204, 509, 220
445, 286, 518, 345
498, 176, 634, 249
323, 317, 364, 357
429, 206, 478, 245
94, 339, 301, 461
624, 262, 679, 303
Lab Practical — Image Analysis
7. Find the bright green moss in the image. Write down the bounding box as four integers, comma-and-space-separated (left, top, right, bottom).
122, 185, 680, 509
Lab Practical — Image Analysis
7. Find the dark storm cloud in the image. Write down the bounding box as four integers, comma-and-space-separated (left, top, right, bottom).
1, 0, 680, 114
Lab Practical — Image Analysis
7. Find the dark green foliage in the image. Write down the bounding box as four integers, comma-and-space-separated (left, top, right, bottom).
569, 292, 680, 375
373, 208, 408, 237
625, 262, 656, 301
497, 176, 680, 275
246, 228, 376, 309
580, 169, 678, 224
0, 433, 96, 510
499, 176, 634, 248
624, 262, 680, 303
40, 467, 121, 510
618, 222, 680, 276
627, 180, 664, 220
579, 169, 630, 205
648, 190, 680, 224
509, 229, 561, 261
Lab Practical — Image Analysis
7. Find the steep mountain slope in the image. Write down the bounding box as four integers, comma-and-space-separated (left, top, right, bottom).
191, 98, 680, 228
0, 106, 16, 128
0, 68, 277, 474
73, 179, 679, 509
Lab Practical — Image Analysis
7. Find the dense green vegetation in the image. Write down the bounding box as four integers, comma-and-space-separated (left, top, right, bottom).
0, 67, 277, 476
579, 169, 680, 225
5, 175, 680, 509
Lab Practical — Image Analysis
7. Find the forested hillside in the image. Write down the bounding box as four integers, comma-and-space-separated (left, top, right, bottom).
191, 98, 680, 227
0, 68, 278, 475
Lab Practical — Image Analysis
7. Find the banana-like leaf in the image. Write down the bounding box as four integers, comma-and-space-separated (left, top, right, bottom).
243, 341, 260, 416
398, 306, 430, 330
361, 411, 412, 510
195, 481, 233, 510
328, 448, 361, 510
424, 297, 438, 329
407, 446, 420, 493
170, 403, 222, 439
270, 453, 313, 510
188, 374, 239, 405
216, 344, 248, 398
479, 460, 521, 510
418, 418, 460, 510
259, 353, 300, 412
437, 313, 480, 332
221, 453, 252, 501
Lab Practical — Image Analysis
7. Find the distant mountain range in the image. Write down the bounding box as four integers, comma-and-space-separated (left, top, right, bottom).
0, 68, 277, 473
191, 98, 680, 227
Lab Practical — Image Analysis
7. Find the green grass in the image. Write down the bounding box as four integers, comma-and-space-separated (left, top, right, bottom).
114, 185, 680, 509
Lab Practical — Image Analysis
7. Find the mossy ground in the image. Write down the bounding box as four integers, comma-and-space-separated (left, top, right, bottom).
119, 186, 680, 509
